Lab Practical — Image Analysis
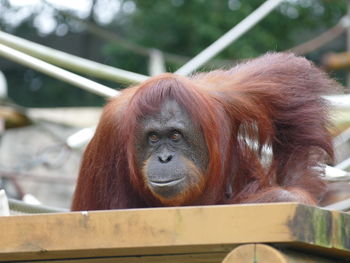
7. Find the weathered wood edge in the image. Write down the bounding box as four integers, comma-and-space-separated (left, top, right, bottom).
287, 204, 350, 259
0, 203, 349, 262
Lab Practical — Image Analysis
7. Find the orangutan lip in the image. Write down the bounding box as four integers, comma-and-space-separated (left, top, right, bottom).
149, 177, 185, 187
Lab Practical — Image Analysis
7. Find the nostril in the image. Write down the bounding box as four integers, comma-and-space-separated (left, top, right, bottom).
158, 155, 173, 163
166, 155, 172, 162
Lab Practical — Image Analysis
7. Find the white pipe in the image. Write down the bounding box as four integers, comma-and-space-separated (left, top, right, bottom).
149, 49, 166, 76
334, 127, 350, 148
324, 94, 350, 109
0, 43, 119, 98
175, 0, 284, 76
0, 31, 148, 84
325, 165, 350, 179
0, 71, 7, 99
323, 198, 350, 211
0, 190, 9, 216
336, 157, 350, 170
66, 127, 96, 149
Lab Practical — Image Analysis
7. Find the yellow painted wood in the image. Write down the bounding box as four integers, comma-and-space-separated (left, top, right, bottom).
0, 203, 295, 261
223, 244, 337, 263
12, 253, 227, 263
0, 203, 349, 262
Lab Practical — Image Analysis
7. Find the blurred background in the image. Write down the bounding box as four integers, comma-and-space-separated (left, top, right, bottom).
0, 0, 349, 210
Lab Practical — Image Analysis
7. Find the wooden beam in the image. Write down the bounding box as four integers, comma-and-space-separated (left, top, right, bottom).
0, 203, 349, 262
3, 252, 228, 263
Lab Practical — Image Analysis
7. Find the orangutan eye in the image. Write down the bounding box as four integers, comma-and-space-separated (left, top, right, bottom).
148, 133, 159, 143
170, 131, 182, 142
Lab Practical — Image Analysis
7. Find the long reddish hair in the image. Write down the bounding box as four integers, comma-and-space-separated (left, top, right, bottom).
71, 53, 336, 210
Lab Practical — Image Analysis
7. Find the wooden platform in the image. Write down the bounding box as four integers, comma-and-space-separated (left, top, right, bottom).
0, 203, 349, 262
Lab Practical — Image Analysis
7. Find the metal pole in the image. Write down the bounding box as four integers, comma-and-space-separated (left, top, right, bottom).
347, 0, 350, 92
149, 49, 166, 76
336, 157, 350, 170
323, 198, 350, 211
323, 94, 350, 110
0, 31, 148, 84
0, 43, 119, 98
175, 0, 284, 76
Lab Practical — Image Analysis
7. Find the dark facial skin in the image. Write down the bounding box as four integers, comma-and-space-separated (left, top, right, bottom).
135, 99, 209, 205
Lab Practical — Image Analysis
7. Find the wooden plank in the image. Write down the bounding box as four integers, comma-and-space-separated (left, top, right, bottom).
0, 203, 349, 262
223, 244, 337, 263
14, 252, 228, 263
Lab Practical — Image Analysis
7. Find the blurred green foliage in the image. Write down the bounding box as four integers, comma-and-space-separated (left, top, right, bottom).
0, 0, 347, 107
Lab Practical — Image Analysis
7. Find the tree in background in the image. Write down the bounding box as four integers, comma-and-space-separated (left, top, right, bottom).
0, 0, 347, 107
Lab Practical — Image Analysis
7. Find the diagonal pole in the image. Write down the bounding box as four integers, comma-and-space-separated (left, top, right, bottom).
0, 43, 119, 98
0, 30, 148, 84
175, 0, 284, 76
